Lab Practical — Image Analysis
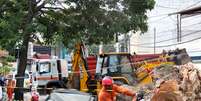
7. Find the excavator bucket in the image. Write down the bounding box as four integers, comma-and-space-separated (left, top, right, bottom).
167, 48, 191, 65
134, 48, 191, 86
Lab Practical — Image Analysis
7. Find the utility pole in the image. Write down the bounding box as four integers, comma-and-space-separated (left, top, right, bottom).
124, 34, 127, 52
177, 14, 181, 42
154, 27, 156, 54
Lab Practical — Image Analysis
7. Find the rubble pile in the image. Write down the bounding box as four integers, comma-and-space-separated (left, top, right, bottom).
152, 62, 201, 101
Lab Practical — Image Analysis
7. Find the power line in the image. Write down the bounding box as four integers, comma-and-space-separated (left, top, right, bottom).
131, 35, 201, 48
141, 21, 201, 38
148, 13, 172, 18
183, 1, 201, 10
148, 16, 169, 23
94, 29, 201, 47
156, 4, 178, 10
133, 30, 201, 45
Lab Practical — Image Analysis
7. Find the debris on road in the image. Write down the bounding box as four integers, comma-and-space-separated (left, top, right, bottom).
145, 62, 201, 101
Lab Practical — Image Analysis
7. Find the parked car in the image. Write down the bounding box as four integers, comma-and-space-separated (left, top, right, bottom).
45, 89, 95, 101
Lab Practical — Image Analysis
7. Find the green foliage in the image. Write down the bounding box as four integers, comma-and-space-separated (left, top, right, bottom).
0, 0, 155, 99
0, 65, 12, 75
4, 55, 16, 62
0, 0, 155, 49
0, 58, 13, 75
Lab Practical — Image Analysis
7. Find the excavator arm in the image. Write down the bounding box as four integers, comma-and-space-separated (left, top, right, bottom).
68, 43, 89, 92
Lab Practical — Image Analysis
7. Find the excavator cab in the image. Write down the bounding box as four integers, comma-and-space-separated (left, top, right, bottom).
95, 53, 136, 85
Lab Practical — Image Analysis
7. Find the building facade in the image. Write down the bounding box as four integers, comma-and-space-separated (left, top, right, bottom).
129, 0, 201, 56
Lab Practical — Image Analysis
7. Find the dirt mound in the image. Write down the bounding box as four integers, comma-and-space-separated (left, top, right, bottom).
150, 62, 201, 101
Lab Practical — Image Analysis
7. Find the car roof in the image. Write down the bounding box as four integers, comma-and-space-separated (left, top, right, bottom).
48, 89, 93, 101
52, 89, 90, 95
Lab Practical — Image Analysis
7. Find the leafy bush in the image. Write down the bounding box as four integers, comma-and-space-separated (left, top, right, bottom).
5, 55, 16, 62
0, 65, 12, 75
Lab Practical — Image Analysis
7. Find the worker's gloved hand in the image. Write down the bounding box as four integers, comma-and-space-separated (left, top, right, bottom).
136, 91, 145, 101
132, 93, 137, 101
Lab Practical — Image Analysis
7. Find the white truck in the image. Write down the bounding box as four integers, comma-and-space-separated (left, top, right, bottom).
30, 59, 68, 93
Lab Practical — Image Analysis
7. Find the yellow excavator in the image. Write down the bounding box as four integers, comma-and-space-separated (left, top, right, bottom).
68, 43, 191, 94
95, 48, 191, 87
67, 43, 98, 94
67, 43, 89, 92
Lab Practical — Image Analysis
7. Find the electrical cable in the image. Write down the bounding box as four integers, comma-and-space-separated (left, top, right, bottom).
183, 1, 201, 10
155, 4, 178, 10
148, 13, 172, 18
86, 30, 201, 49
135, 21, 201, 39
131, 35, 201, 48
132, 29, 201, 45
148, 16, 169, 23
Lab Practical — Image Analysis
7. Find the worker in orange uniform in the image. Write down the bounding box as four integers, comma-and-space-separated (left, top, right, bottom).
7, 75, 15, 101
98, 76, 136, 101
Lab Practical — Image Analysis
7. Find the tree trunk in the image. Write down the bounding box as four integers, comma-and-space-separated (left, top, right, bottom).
14, 35, 30, 100
14, 0, 36, 100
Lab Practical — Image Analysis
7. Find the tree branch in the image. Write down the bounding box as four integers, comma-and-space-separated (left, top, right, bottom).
42, 6, 64, 10
36, 0, 42, 4
56, 0, 68, 9
36, 0, 46, 11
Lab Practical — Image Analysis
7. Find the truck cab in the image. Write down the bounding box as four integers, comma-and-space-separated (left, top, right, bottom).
30, 59, 68, 93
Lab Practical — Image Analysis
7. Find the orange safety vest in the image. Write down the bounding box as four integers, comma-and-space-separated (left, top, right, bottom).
98, 84, 134, 101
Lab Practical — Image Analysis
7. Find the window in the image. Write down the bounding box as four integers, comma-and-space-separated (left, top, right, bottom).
39, 62, 51, 74
96, 57, 103, 74
108, 55, 118, 73
120, 56, 132, 73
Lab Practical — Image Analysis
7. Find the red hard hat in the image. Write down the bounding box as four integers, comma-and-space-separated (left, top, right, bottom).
31, 93, 39, 101
102, 76, 113, 86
